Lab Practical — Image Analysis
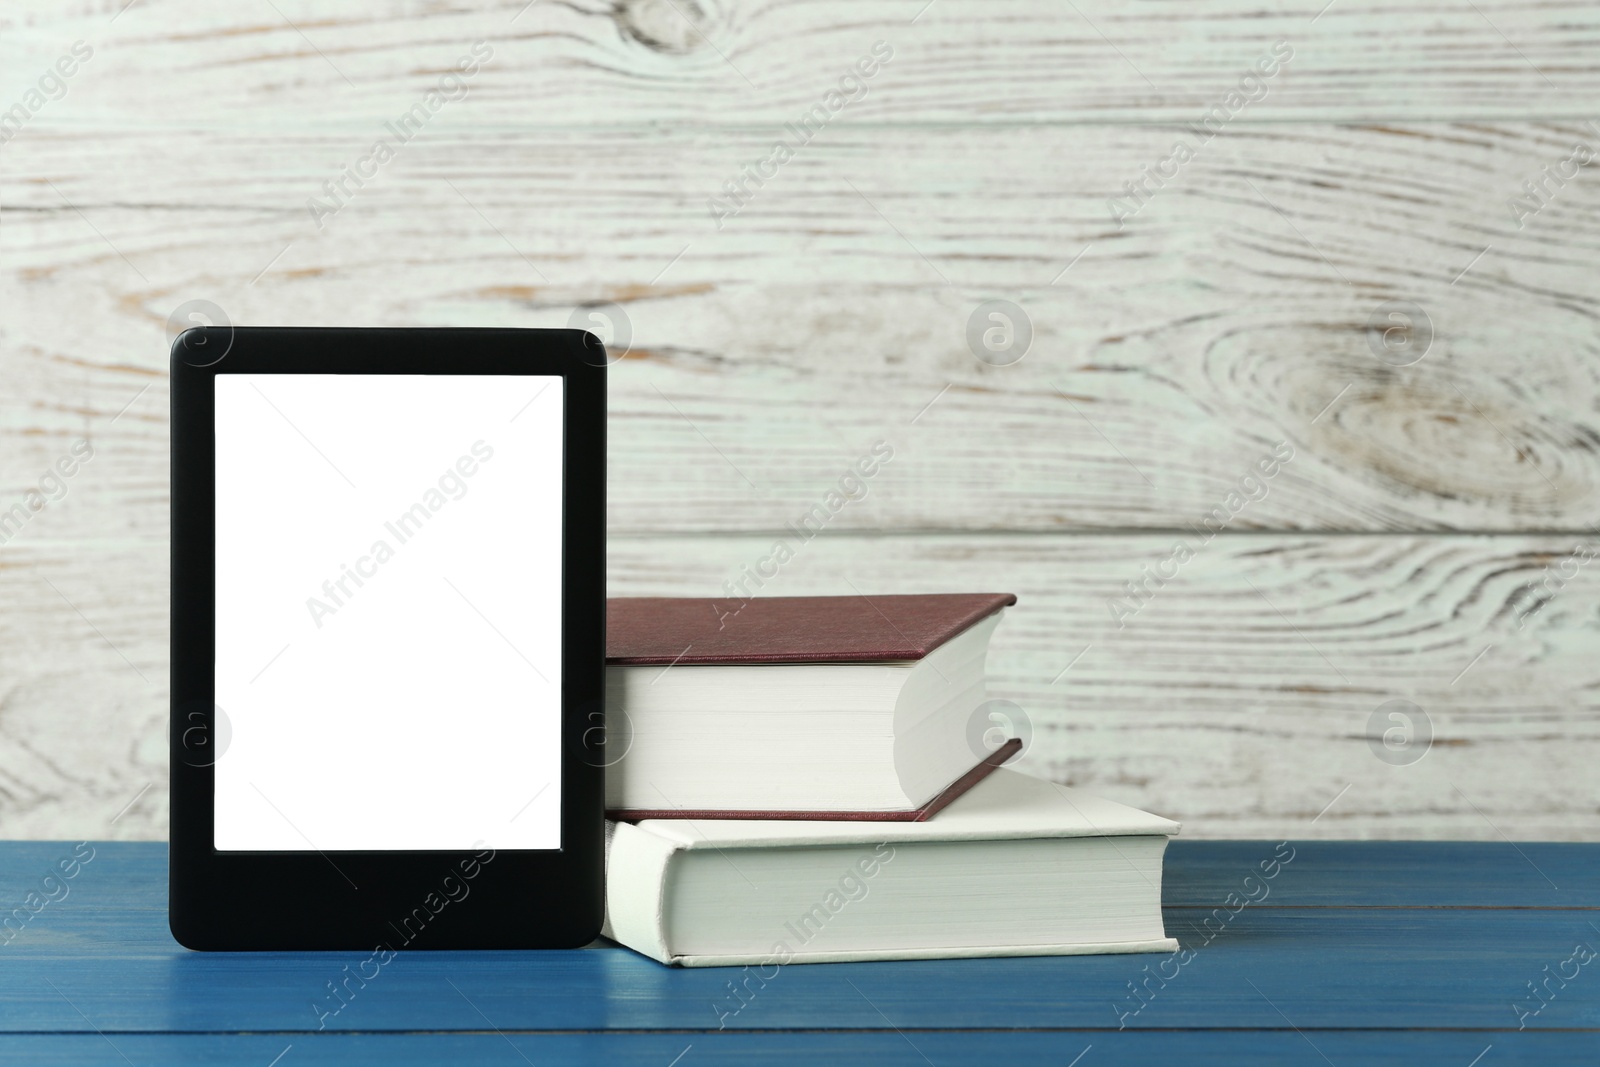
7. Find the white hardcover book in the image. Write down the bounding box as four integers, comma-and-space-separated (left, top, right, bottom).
603, 768, 1180, 967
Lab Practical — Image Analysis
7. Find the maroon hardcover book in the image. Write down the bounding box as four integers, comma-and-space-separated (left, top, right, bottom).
605, 592, 1018, 666
604, 592, 1020, 822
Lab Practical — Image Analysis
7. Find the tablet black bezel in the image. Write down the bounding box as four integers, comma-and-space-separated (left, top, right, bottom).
170, 327, 605, 950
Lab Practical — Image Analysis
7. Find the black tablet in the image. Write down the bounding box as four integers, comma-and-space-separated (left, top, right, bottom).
169, 327, 606, 950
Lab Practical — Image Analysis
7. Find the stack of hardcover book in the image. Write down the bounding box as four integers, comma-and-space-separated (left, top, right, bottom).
602, 593, 1178, 966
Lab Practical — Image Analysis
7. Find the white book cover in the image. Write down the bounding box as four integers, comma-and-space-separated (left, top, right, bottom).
604, 768, 1181, 967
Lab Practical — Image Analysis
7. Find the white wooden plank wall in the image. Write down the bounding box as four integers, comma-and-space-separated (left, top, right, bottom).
1, 1, 1596, 840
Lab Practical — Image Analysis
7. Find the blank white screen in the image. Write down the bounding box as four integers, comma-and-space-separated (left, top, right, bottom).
213, 374, 563, 851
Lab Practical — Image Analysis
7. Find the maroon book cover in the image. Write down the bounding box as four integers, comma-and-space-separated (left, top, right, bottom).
605, 592, 1017, 666
603, 592, 1020, 822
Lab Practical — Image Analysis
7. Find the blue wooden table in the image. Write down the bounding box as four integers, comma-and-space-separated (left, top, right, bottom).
2, 841, 1595, 1065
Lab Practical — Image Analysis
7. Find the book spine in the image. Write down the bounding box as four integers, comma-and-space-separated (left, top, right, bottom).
602, 820, 682, 964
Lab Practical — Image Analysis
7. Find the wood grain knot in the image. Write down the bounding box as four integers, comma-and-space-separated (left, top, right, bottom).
614, 0, 714, 55
1319, 371, 1592, 513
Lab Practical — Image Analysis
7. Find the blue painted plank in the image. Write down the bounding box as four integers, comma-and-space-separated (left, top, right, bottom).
1163, 840, 1598, 908
2, 842, 1596, 1036
0, 1030, 1593, 1067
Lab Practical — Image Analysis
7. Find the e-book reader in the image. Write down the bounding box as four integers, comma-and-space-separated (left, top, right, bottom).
169, 327, 605, 949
